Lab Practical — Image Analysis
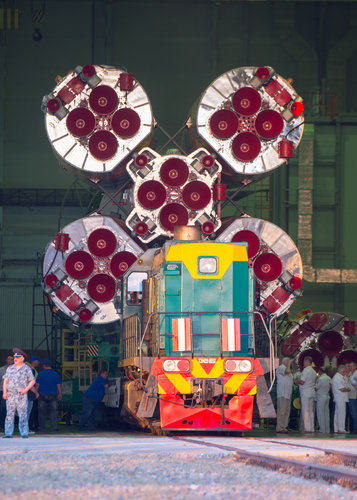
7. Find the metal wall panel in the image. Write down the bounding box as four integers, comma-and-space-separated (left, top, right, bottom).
0, 285, 44, 350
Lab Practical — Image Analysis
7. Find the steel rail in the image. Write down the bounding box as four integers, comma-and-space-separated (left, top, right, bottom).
172, 436, 357, 489
257, 438, 357, 465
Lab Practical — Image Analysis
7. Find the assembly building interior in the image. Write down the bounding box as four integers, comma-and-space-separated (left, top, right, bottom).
0, 0, 356, 368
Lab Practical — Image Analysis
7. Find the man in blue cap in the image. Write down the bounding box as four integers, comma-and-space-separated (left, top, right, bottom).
79, 369, 109, 431
2, 348, 35, 438
36, 359, 62, 432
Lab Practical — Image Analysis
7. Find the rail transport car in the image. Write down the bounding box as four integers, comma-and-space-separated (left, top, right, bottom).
104, 234, 276, 432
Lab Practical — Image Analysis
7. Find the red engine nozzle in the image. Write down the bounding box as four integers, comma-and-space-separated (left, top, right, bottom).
137, 180, 166, 209
232, 132, 261, 162
159, 203, 189, 231
44, 273, 59, 288
78, 308, 93, 322
253, 252, 283, 281
88, 130, 118, 161
232, 87, 261, 116
232, 229, 260, 259
209, 109, 239, 138
160, 158, 189, 187
110, 251, 137, 278
65, 251, 95, 279
66, 108, 96, 137
87, 274, 116, 303
182, 181, 211, 210
255, 110, 284, 139
89, 85, 119, 115
111, 108, 141, 138
318, 330, 344, 357
87, 228, 117, 258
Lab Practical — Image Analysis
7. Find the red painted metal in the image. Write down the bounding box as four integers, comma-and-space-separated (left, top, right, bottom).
232, 87, 261, 116
87, 273, 116, 303
57, 86, 75, 104
159, 203, 189, 231
53, 232, 70, 252
344, 320, 356, 336
82, 64, 96, 78
318, 330, 344, 356
44, 273, 58, 288
202, 221, 215, 235
214, 183, 227, 201
119, 72, 134, 91
279, 138, 294, 158
253, 252, 283, 281
231, 229, 260, 259
66, 108, 96, 137
289, 276, 302, 290
201, 155, 215, 168
78, 308, 93, 322
281, 313, 328, 356
291, 101, 304, 116
47, 98, 61, 114
209, 109, 239, 138
87, 228, 117, 258
160, 158, 189, 187
255, 110, 284, 139
88, 130, 118, 161
111, 108, 141, 137
110, 251, 137, 278
67, 77, 85, 95
137, 180, 166, 209
182, 181, 211, 209
256, 67, 270, 81
55, 285, 82, 311
135, 154, 148, 168
65, 251, 95, 279
135, 221, 149, 236
232, 132, 261, 161
89, 84, 119, 115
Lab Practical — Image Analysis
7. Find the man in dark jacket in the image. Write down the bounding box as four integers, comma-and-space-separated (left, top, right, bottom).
79, 369, 108, 431
36, 359, 62, 432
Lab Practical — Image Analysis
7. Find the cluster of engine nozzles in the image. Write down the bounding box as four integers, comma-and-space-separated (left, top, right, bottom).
42, 64, 305, 324
281, 312, 357, 369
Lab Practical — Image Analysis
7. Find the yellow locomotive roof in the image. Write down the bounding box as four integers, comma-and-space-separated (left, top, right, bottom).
165, 241, 248, 280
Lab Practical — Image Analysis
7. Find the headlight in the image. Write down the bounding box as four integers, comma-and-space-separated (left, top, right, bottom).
163, 359, 190, 372
224, 359, 252, 373
198, 257, 217, 274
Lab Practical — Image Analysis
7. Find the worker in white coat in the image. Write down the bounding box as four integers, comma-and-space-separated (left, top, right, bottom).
296, 356, 316, 433
275, 357, 293, 433
315, 367, 331, 434
332, 364, 351, 434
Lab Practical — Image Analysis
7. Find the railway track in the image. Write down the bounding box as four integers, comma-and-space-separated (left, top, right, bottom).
173, 436, 357, 490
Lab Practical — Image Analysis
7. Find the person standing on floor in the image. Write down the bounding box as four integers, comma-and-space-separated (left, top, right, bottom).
315, 367, 331, 434
275, 357, 293, 433
296, 356, 317, 433
332, 364, 351, 434
0, 355, 14, 429
347, 361, 357, 434
79, 369, 109, 431
2, 349, 35, 438
26, 356, 40, 433
36, 359, 62, 432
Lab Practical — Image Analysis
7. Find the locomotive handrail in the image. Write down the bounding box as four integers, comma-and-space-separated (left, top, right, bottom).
138, 310, 275, 389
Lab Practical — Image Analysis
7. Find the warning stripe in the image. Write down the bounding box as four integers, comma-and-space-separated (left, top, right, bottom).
222, 318, 241, 351
87, 345, 98, 357
172, 318, 191, 351
0, 8, 19, 30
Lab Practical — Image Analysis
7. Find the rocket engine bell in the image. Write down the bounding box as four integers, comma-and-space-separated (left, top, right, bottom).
42, 65, 154, 182
190, 66, 304, 180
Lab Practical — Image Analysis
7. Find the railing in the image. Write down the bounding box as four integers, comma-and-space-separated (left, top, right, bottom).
123, 313, 141, 359
138, 310, 276, 392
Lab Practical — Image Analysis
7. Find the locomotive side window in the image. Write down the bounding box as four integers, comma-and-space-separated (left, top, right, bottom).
198, 257, 218, 274
127, 272, 148, 305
